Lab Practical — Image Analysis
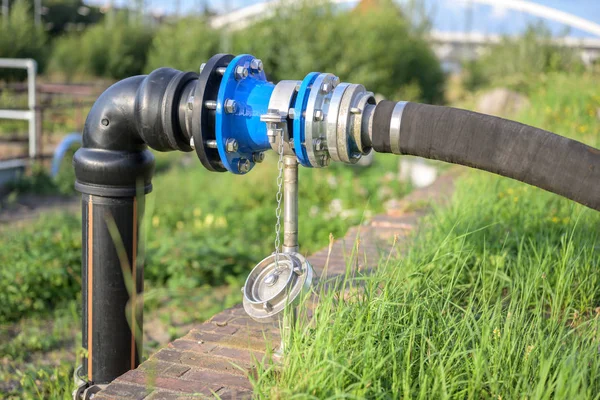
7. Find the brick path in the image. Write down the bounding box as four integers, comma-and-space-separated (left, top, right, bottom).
95, 171, 458, 400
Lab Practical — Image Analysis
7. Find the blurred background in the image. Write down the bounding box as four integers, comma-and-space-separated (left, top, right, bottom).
0, 0, 599, 398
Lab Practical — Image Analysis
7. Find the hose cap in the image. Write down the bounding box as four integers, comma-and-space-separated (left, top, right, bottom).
242, 253, 313, 323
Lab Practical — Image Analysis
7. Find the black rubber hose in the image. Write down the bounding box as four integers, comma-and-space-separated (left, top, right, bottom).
371, 101, 600, 211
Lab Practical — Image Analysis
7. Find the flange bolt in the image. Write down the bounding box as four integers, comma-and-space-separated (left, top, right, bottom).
249, 58, 264, 73
313, 138, 325, 151
253, 152, 265, 163
224, 99, 237, 114
225, 138, 239, 153
235, 65, 248, 80
238, 158, 251, 173
314, 109, 324, 121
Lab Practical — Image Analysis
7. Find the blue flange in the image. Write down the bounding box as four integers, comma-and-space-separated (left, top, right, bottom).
215, 54, 275, 174
293, 72, 320, 168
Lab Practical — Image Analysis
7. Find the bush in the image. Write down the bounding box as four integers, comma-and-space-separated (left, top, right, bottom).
49, 12, 154, 80
0, 0, 48, 81
464, 25, 585, 91
145, 17, 220, 72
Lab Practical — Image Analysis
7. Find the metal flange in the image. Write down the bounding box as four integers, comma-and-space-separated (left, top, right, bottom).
304, 73, 340, 168
215, 54, 275, 174
293, 72, 320, 167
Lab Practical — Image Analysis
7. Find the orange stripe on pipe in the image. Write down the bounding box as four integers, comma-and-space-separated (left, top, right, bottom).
131, 197, 137, 370
87, 197, 94, 381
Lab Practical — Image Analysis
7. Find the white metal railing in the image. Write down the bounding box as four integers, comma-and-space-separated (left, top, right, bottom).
0, 58, 37, 158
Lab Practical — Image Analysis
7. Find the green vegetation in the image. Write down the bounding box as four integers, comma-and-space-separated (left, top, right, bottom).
254, 73, 600, 398
49, 12, 154, 80
464, 25, 585, 92
0, 0, 48, 80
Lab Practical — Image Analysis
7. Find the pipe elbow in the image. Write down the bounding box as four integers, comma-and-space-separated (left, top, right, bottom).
83, 75, 146, 151
75, 68, 197, 197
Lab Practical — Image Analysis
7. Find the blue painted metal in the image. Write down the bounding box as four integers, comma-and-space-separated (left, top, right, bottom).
293, 72, 320, 168
51, 133, 82, 177
215, 54, 275, 174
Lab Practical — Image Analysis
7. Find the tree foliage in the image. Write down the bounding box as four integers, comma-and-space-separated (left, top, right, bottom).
0, 0, 48, 80
49, 12, 154, 80
145, 17, 220, 72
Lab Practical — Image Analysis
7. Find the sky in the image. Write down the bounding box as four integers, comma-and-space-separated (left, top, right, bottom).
84, 0, 600, 38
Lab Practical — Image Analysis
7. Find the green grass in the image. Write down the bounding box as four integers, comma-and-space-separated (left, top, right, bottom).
252, 73, 600, 399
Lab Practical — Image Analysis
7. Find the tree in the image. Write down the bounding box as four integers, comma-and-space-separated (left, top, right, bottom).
0, 0, 48, 80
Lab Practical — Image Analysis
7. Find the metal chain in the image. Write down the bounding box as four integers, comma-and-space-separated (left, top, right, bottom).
273, 129, 285, 269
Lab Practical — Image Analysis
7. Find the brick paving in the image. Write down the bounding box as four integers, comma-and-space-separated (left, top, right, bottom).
95, 171, 458, 400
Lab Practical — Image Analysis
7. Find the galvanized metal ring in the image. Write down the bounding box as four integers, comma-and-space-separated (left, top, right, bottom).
326, 83, 350, 163
351, 91, 375, 154
336, 84, 370, 163
390, 101, 407, 155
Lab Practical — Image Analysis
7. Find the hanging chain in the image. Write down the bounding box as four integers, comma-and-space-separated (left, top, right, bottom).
273, 129, 285, 269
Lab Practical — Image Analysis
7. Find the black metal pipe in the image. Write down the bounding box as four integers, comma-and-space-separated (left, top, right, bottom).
371, 101, 600, 212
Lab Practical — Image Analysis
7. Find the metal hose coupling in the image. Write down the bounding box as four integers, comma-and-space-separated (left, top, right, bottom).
190, 53, 377, 174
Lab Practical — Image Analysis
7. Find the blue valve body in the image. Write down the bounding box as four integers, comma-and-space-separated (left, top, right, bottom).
215, 54, 275, 174
214, 53, 325, 174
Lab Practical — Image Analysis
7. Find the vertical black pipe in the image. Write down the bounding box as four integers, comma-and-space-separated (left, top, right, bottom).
75, 147, 154, 386
81, 194, 143, 384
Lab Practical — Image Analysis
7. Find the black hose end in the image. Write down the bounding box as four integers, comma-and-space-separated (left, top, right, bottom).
371, 100, 397, 154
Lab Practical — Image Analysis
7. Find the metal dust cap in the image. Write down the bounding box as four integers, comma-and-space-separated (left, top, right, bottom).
243, 252, 314, 323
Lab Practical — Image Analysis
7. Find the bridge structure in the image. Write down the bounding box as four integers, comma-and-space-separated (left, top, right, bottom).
209, 0, 600, 67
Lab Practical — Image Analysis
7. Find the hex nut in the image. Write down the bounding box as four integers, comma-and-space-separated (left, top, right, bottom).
224, 99, 237, 114
249, 58, 263, 73
225, 138, 239, 153
238, 158, 251, 173
235, 65, 248, 80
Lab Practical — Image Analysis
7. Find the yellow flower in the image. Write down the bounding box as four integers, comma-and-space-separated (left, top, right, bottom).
204, 214, 214, 226
513, 197, 519, 203
176, 221, 184, 230
152, 216, 160, 227
562, 217, 570, 224
194, 219, 203, 229
551, 216, 560, 223
193, 208, 202, 217
507, 188, 514, 195
493, 328, 501, 338
215, 216, 228, 227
